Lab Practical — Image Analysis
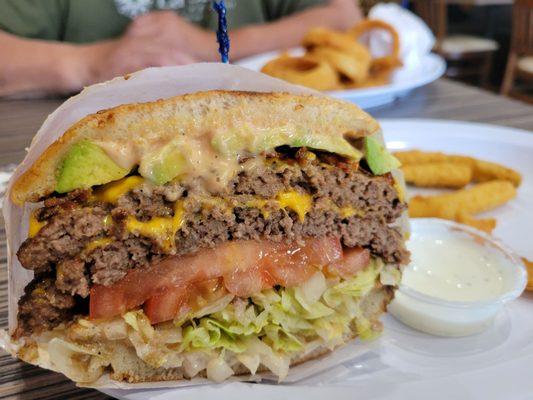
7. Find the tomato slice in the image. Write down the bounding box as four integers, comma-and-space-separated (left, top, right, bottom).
90, 237, 343, 321
223, 265, 274, 297
144, 278, 226, 324
144, 286, 190, 325
325, 247, 370, 279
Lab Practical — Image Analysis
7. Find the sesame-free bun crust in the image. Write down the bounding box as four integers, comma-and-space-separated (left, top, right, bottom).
11, 90, 379, 206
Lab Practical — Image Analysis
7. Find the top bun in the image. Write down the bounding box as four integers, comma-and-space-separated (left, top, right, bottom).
11, 90, 379, 205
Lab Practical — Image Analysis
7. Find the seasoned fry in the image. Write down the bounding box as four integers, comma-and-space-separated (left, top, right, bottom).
408, 180, 517, 220
522, 258, 533, 291
402, 162, 472, 188
393, 150, 522, 187
456, 212, 496, 233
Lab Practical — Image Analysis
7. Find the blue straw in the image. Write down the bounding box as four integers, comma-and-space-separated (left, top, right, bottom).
212, 0, 230, 63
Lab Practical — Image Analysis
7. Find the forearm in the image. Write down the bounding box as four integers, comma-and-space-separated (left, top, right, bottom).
0, 31, 110, 97
230, 0, 362, 60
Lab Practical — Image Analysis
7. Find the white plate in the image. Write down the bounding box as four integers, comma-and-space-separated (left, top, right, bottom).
102, 120, 533, 400
235, 50, 446, 109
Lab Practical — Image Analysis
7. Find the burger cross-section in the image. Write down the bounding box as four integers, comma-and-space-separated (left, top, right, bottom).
5, 85, 409, 383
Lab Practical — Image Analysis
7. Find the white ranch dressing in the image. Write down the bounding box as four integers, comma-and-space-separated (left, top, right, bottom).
389, 219, 526, 337
404, 231, 506, 302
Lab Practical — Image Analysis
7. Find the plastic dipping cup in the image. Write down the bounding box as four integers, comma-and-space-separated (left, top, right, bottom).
389, 218, 527, 337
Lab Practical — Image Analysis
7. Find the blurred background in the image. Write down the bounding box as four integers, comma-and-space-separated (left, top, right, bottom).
362, 0, 532, 102
0, 0, 531, 102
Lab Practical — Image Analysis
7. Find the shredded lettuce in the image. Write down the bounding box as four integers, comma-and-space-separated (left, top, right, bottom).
36, 259, 386, 382
142, 259, 383, 358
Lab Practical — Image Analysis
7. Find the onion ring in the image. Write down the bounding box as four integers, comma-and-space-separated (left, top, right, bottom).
308, 46, 370, 84
261, 54, 339, 91
302, 28, 370, 58
349, 19, 402, 74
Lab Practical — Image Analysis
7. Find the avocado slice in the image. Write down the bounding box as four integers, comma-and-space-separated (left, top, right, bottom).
212, 129, 362, 160
291, 132, 361, 159
364, 136, 401, 175
56, 140, 129, 193
139, 138, 187, 185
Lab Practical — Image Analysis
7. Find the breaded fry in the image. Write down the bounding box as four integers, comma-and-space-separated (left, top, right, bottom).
393, 150, 450, 165
522, 257, 533, 291
456, 212, 496, 233
393, 150, 522, 187
408, 180, 517, 219
470, 159, 522, 187
402, 162, 472, 188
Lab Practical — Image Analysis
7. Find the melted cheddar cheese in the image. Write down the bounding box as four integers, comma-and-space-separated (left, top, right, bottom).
94, 176, 144, 203
84, 237, 114, 253
276, 190, 312, 222
393, 180, 405, 204
245, 198, 270, 219
28, 212, 46, 238
126, 201, 185, 250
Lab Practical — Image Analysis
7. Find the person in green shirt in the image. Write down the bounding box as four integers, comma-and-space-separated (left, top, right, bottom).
0, 0, 362, 97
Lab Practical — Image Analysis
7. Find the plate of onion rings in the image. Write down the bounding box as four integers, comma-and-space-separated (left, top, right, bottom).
235, 20, 445, 109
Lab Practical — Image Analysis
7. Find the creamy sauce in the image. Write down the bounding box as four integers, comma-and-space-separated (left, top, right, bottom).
80, 121, 363, 195
404, 230, 506, 302
95, 140, 139, 170
178, 135, 239, 192
388, 219, 525, 337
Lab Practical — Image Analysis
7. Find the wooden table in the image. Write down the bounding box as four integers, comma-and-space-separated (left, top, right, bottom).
0, 79, 531, 400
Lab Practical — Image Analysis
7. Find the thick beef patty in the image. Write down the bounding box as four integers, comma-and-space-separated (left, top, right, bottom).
16, 155, 408, 336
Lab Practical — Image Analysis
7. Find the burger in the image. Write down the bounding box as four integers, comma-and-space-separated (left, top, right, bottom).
5, 89, 408, 383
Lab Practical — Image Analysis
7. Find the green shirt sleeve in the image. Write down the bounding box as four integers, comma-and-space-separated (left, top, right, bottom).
262, 0, 327, 20
0, 0, 68, 40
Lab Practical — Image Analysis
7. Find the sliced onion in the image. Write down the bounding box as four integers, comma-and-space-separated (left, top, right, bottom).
260, 351, 290, 381
236, 353, 260, 375
100, 319, 128, 340
245, 337, 290, 380
380, 264, 401, 286
206, 357, 234, 383
182, 351, 211, 378
155, 323, 182, 344
193, 294, 235, 319
47, 338, 107, 383
295, 271, 327, 307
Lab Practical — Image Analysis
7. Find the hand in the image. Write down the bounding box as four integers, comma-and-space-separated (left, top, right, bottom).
82, 32, 198, 85
126, 11, 218, 61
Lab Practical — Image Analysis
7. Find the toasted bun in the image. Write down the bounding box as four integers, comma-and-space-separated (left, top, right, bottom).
11, 90, 379, 206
